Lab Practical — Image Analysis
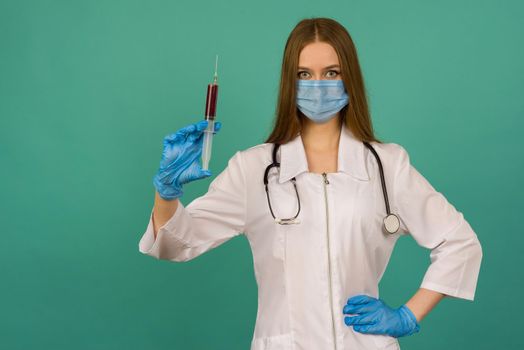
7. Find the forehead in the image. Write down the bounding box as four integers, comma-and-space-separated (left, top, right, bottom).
298, 42, 339, 67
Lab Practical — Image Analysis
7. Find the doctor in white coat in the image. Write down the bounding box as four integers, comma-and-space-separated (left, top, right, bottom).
139, 17, 483, 350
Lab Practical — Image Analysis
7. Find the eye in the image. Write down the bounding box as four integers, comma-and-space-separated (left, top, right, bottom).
297, 71, 310, 79
326, 70, 340, 78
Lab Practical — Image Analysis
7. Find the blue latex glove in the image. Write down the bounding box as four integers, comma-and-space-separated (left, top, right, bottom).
342, 295, 420, 338
153, 120, 222, 200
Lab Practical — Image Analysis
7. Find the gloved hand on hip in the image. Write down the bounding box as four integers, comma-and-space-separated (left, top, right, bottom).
153, 120, 222, 200
342, 295, 420, 338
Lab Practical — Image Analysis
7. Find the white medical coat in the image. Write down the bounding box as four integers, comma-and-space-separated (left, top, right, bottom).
138, 125, 483, 350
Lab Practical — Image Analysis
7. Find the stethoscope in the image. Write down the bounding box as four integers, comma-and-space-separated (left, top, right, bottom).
263, 142, 401, 234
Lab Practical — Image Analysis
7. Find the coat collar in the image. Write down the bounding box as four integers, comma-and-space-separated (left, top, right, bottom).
277, 125, 370, 183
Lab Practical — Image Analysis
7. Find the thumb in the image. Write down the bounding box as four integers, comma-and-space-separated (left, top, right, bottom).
199, 169, 212, 179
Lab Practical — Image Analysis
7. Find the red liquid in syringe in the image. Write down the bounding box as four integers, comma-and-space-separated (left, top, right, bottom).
204, 82, 218, 120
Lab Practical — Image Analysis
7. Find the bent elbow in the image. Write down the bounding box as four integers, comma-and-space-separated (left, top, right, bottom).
471, 236, 483, 265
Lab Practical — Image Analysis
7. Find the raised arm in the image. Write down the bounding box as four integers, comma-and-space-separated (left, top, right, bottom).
139, 150, 247, 262
152, 193, 179, 238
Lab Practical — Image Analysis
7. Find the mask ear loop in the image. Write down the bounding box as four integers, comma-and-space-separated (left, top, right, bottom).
363, 142, 400, 234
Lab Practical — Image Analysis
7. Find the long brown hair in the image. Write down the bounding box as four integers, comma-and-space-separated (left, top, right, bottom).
264, 17, 382, 144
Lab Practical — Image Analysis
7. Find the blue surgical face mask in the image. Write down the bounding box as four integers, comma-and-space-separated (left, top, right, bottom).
296, 79, 349, 123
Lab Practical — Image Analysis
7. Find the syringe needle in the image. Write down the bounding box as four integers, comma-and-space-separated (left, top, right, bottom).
214, 54, 218, 83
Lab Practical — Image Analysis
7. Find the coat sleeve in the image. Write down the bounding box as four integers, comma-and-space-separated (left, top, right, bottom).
138, 150, 247, 262
392, 144, 483, 301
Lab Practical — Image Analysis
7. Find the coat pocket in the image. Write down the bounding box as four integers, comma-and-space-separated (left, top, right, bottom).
250, 333, 294, 350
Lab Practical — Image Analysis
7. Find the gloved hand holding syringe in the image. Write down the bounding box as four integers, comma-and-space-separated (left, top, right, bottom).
152, 56, 221, 200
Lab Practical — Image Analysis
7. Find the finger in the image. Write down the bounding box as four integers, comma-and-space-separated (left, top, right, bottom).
346, 295, 376, 306
214, 121, 222, 132
194, 120, 209, 132
165, 120, 209, 144
344, 313, 376, 326
164, 132, 182, 144
192, 168, 211, 180
353, 324, 381, 334
177, 122, 200, 136
187, 121, 209, 143
343, 302, 377, 315
164, 124, 197, 145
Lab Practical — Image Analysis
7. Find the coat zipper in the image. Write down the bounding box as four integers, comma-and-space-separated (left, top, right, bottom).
322, 172, 338, 350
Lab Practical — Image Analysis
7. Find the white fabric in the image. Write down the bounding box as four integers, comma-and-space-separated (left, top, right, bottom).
138, 125, 483, 350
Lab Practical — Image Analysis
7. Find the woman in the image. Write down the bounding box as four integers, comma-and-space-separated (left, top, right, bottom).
139, 17, 483, 350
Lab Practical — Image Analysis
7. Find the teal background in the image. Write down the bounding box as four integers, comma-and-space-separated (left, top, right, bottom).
1, 0, 522, 348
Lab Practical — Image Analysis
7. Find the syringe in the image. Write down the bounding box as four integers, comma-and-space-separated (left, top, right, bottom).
201, 55, 219, 171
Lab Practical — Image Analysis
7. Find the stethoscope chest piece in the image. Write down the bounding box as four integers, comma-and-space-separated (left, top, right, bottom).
383, 213, 400, 234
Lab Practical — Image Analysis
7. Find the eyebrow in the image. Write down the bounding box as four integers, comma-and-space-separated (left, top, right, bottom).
298, 64, 340, 70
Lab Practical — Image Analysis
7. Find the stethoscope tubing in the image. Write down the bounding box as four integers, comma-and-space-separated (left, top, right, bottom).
264, 140, 400, 233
